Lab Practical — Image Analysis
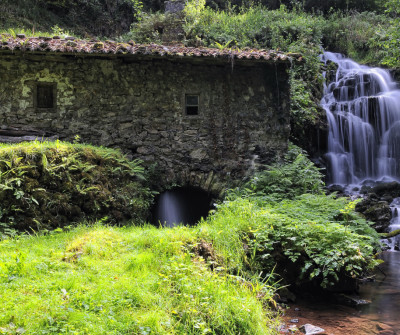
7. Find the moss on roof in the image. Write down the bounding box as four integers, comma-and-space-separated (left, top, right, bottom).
0, 34, 302, 63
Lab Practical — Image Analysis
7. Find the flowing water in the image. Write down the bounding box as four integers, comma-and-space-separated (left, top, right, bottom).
357, 199, 400, 333
319, 53, 400, 333
152, 187, 213, 227
321, 52, 400, 187
155, 190, 183, 227
381, 198, 400, 251
358, 251, 400, 333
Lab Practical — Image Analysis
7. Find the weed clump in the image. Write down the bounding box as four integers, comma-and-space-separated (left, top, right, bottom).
0, 141, 152, 236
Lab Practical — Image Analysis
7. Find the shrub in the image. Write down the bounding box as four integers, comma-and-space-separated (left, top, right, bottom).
372, 0, 400, 68
202, 194, 381, 288
0, 141, 153, 237
201, 143, 380, 288
323, 11, 389, 63
121, 12, 176, 44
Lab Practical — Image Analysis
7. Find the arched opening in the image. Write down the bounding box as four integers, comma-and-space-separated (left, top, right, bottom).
151, 186, 214, 227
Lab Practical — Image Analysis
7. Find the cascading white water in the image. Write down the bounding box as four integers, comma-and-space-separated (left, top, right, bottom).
321, 52, 400, 186
383, 198, 400, 251
152, 187, 213, 227
156, 190, 184, 227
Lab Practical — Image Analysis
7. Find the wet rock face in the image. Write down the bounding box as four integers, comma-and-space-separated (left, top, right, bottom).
0, 53, 291, 192
355, 182, 400, 232
356, 198, 391, 232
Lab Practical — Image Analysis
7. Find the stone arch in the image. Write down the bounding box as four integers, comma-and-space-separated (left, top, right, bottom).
160, 169, 227, 198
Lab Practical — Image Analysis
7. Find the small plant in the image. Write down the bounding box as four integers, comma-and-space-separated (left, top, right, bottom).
0, 251, 26, 281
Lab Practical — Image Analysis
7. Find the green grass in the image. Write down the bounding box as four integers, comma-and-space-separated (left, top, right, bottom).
0, 223, 279, 334
0, 142, 382, 333
0, 27, 74, 39
0, 193, 381, 333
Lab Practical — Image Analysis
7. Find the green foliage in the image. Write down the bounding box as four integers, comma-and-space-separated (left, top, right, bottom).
129, 0, 144, 21
0, 141, 153, 236
0, 26, 74, 40
198, 144, 380, 288
322, 11, 389, 64
203, 193, 380, 288
184, 0, 206, 19
241, 144, 324, 201
373, 0, 400, 68
0, 0, 136, 38
122, 12, 175, 44
0, 224, 278, 334
256, 0, 383, 13
184, 5, 325, 50
0, 251, 26, 281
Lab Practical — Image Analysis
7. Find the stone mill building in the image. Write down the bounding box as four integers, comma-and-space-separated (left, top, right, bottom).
0, 36, 301, 193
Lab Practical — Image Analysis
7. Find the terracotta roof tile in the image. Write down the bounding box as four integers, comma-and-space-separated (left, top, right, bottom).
0, 36, 303, 63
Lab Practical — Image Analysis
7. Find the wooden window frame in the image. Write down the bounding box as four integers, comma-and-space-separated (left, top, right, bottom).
34, 82, 57, 110
185, 94, 200, 116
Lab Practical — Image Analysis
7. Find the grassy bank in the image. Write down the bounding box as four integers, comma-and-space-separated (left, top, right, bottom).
0, 143, 382, 334
0, 223, 279, 334
0, 192, 381, 333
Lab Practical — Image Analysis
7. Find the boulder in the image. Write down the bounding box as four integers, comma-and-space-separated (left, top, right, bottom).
299, 324, 326, 335
355, 199, 391, 232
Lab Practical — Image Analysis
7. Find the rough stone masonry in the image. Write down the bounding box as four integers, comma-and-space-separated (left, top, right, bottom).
0, 38, 297, 194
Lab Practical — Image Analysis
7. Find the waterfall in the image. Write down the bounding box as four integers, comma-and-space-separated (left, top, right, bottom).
321, 52, 400, 186
381, 198, 400, 251
152, 187, 213, 227
156, 190, 184, 227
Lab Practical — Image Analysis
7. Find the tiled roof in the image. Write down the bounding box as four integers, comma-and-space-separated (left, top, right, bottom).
0, 35, 303, 63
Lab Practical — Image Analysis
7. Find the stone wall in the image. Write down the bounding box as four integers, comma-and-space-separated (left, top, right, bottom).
0, 52, 290, 193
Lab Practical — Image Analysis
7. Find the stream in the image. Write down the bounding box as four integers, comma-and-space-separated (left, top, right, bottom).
359, 251, 400, 333
284, 53, 400, 334
282, 252, 399, 334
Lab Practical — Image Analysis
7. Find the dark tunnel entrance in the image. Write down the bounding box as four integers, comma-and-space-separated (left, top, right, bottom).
151, 186, 214, 227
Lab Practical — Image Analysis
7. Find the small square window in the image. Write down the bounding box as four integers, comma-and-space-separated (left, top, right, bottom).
185, 94, 199, 116
36, 83, 55, 109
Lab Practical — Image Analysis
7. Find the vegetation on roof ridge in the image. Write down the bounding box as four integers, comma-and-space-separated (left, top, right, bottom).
0, 33, 302, 62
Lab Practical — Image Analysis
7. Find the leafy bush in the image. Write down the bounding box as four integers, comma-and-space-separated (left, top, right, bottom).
0, 141, 153, 237
121, 12, 176, 44
199, 144, 380, 288
373, 0, 400, 68
202, 194, 380, 288
322, 11, 389, 64
184, 5, 325, 50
